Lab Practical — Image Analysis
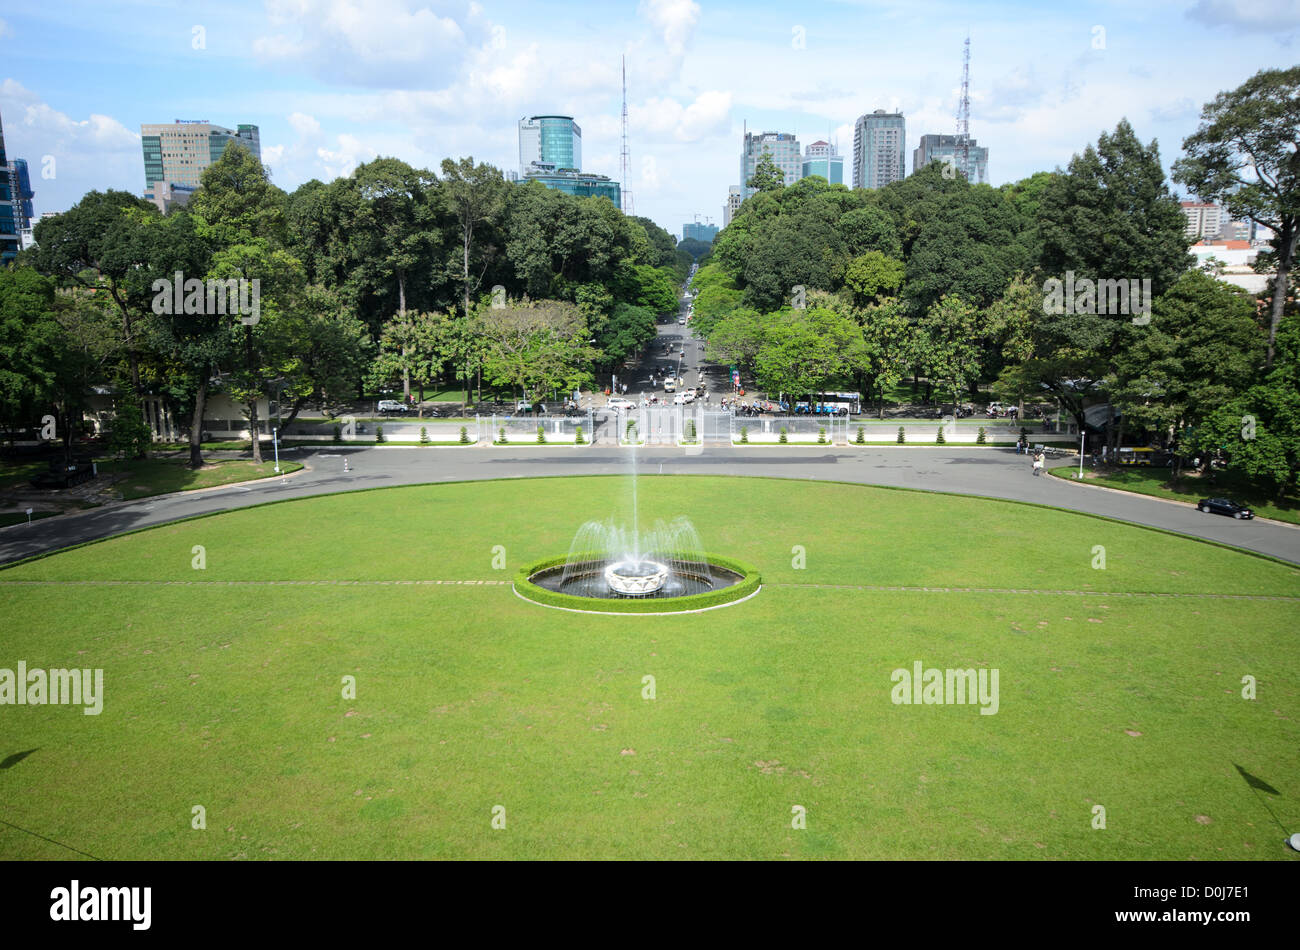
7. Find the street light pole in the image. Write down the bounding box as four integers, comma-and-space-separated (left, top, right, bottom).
273, 427, 281, 474
1078, 428, 1085, 480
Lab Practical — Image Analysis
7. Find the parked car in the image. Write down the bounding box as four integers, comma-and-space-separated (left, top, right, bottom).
607, 397, 636, 411
678, 317, 686, 325
377, 399, 410, 414
1197, 497, 1254, 519
663, 381, 676, 393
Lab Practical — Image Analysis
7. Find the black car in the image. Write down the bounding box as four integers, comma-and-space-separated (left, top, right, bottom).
1197, 497, 1254, 519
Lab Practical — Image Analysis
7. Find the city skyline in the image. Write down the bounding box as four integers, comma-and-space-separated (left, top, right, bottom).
0, 1, 1295, 237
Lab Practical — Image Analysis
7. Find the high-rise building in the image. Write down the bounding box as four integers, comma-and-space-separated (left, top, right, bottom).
801, 141, 844, 185
852, 110, 906, 190
741, 131, 802, 200
912, 134, 989, 184
519, 163, 620, 206
683, 222, 719, 243
140, 120, 261, 195
1181, 201, 1226, 240
0, 110, 18, 264
6, 158, 35, 230
723, 185, 742, 226
518, 115, 582, 174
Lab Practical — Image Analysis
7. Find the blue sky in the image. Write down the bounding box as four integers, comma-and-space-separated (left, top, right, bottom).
1, 0, 1297, 238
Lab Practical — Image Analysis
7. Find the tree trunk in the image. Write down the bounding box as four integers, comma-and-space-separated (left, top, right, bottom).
244, 324, 262, 464
462, 223, 472, 321
398, 271, 410, 401
279, 395, 308, 433
189, 371, 209, 470
1264, 224, 1295, 369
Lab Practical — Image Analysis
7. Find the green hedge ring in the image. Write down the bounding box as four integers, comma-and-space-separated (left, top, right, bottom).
512, 553, 761, 614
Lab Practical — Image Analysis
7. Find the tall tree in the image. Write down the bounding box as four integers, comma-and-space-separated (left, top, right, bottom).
1038, 119, 1191, 298
1173, 66, 1300, 368
746, 150, 785, 194
440, 157, 508, 327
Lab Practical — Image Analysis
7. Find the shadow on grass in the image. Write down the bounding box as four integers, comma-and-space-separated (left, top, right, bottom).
0, 748, 37, 770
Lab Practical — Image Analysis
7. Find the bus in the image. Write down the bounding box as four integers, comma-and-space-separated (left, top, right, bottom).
797, 391, 861, 415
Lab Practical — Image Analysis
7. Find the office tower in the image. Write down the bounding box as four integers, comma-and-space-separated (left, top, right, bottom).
140, 120, 261, 196
723, 185, 741, 226
683, 222, 719, 243
740, 131, 802, 200
0, 110, 18, 264
913, 134, 989, 183
518, 115, 582, 174
801, 141, 844, 185
852, 110, 906, 190
1181, 201, 1226, 240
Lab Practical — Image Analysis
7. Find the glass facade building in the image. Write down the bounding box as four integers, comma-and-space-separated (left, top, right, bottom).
519, 164, 620, 205
801, 141, 844, 185
0, 109, 18, 264
912, 134, 988, 184
518, 116, 582, 174
682, 222, 719, 243
741, 131, 802, 200
140, 120, 262, 192
852, 110, 906, 190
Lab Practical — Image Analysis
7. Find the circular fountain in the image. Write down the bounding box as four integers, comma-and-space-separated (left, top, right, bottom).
513, 516, 759, 614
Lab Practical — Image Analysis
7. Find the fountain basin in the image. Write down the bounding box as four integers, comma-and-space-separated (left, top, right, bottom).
514, 554, 760, 614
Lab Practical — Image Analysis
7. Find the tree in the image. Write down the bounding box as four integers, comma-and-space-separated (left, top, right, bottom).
703, 308, 768, 374
753, 307, 863, 402
476, 299, 598, 402
746, 150, 785, 194
1039, 119, 1191, 299
1173, 66, 1300, 368
918, 295, 983, 407
1111, 270, 1264, 471
187, 143, 287, 246
353, 159, 441, 400
856, 300, 913, 417
1193, 315, 1300, 497
844, 251, 905, 306
0, 268, 67, 448
838, 205, 902, 258
440, 157, 508, 327
30, 190, 161, 400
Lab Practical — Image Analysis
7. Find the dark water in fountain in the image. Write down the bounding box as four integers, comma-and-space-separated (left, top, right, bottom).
531, 562, 743, 600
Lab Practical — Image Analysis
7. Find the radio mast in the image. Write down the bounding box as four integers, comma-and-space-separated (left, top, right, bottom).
956, 34, 971, 180
621, 55, 634, 215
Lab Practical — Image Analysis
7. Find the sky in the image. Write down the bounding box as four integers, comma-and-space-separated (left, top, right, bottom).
1, 0, 1297, 239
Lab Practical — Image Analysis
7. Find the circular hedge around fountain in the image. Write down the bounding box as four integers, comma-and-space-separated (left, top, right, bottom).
513, 553, 761, 614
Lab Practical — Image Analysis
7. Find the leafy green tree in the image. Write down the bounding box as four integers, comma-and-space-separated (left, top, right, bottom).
30, 190, 161, 399
1038, 119, 1191, 298
1193, 315, 1300, 497
1111, 270, 1264, 470
441, 157, 508, 325
476, 299, 598, 403
918, 295, 983, 407
187, 143, 287, 246
1173, 66, 1300, 368
0, 268, 67, 445
838, 205, 902, 258
746, 149, 785, 194
844, 251, 905, 306
856, 300, 913, 417
703, 308, 769, 374
753, 307, 863, 402
106, 398, 152, 459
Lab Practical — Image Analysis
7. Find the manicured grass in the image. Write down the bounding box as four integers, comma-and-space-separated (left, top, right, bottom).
1, 475, 1296, 860
1050, 464, 1300, 526
97, 458, 304, 500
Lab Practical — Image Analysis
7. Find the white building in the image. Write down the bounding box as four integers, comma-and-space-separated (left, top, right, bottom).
723, 185, 741, 226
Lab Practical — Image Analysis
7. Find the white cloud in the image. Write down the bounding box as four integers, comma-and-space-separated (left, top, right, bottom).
633, 90, 733, 142
0, 17, 11, 39
316, 133, 377, 179
255, 0, 492, 87
638, 0, 701, 57
287, 111, 321, 136
1186, 0, 1300, 34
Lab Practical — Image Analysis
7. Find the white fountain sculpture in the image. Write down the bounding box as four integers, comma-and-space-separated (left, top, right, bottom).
557, 516, 712, 598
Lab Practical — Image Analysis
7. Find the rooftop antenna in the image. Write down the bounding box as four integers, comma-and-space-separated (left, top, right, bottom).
956, 32, 971, 180
620, 55, 634, 215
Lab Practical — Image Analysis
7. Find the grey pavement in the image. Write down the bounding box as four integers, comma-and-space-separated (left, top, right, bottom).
1, 443, 1297, 567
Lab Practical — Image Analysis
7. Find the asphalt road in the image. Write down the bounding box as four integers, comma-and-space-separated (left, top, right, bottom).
2, 444, 1297, 567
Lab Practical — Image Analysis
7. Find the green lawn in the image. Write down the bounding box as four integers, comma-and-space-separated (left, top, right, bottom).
97, 458, 304, 500
1, 475, 1297, 860
1050, 464, 1300, 526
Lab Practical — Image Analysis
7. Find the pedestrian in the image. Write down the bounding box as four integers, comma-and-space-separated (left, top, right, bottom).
1032, 452, 1044, 476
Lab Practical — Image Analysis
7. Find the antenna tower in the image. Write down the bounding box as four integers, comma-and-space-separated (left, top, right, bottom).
621, 55, 634, 215
956, 34, 971, 180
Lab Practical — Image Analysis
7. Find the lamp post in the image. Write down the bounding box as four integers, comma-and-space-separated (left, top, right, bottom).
273, 427, 281, 474
1078, 428, 1085, 480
